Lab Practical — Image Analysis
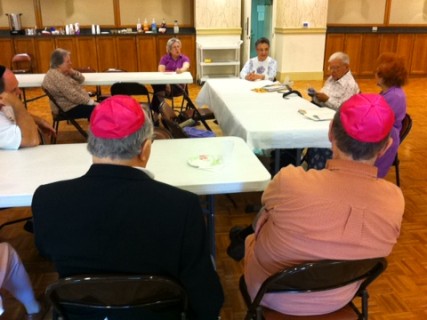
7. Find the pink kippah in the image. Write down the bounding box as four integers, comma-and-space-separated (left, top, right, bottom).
340, 94, 395, 143
90, 95, 145, 139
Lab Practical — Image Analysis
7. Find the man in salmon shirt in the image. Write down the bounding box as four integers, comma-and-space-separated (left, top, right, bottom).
244, 93, 404, 316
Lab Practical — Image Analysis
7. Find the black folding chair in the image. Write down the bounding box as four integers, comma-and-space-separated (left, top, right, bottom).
46, 274, 188, 320
393, 113, 412, 186
240, 258, 387, 320
42, 87, 88, 144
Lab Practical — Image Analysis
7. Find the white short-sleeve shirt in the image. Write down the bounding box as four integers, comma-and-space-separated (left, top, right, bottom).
0, 107, 22, 150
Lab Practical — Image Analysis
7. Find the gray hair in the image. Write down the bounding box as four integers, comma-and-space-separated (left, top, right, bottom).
50, 48, 70, 69
87, 109, 154, 160
329, 52, 350, 65
166, 38, 181, 53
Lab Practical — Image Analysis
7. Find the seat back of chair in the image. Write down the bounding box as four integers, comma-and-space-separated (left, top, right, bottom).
264, 258, 387, 294
11, 53, 32, 73
42, 86, 67, 116
241, 257, 387, 320
399, 113, 412, 143
111, 82, 150, 99
46, 274, 188, 320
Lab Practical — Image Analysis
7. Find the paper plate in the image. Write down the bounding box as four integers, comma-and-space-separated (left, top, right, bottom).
187, 154, 223, 169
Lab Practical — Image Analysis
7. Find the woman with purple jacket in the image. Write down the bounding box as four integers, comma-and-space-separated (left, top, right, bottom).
374, 53, 408, 178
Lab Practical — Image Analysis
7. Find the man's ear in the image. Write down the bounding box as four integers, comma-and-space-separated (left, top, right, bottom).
377, 137, 393, 158
138, 139, 152, 167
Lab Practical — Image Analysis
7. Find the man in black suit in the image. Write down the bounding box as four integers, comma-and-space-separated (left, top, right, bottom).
32, 95, 224, 319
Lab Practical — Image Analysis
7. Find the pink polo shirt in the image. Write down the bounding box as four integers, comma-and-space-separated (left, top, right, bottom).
244, 159, 404, 315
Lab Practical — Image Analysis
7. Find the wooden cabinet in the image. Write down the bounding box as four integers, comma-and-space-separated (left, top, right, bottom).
115, 36, 138, 71
5, 33, 196, 78
325, 32, 427, 77
96, 36, 117, 71
35, 37, 55, 73
75, 37, 98, 70
0, 39, 14, 68
137, 36, 157, 71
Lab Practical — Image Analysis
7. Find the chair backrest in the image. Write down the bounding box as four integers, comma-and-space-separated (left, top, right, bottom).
46, 274, 188, 320
42, 86, 67, 115
11, 53, 32, 73
241, 258, 387, 319
110, 82, 150, 99
399, 113, 412, 144
75, 66, 97, 73
153, 127, 173, 140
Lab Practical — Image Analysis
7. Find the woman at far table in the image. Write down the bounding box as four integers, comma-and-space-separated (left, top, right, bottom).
240, 37, 277, 81
151, 38, 190, 115
374, 52, 408, 178
42, 48, 97, 119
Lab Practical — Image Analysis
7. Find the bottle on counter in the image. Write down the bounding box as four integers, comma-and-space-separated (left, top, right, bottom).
173, 20, 179, 34
151, 18, 157, 33
143, 18, 149, 32
137, 18, 142, 33
159, 18, 167, 33
74, 23, 80, 35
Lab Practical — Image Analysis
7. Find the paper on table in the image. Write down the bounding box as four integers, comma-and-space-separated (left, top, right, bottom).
298, 108, 335, 121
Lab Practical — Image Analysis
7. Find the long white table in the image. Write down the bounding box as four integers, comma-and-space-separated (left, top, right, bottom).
196, 78, 332, 151
16, 71, 193, 88
0, 136, 270, 256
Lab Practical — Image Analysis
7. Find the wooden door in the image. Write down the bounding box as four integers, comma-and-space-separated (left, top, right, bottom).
96, 36, 117, 71
0, 39, 14, 69
410, 34, 427, 75
76, 37, 98, 71
13, 38, 36, 70
137, 36, 158, 71
35, 38, 55, 73
358, 34, 380, 77
115, 36, 138, 71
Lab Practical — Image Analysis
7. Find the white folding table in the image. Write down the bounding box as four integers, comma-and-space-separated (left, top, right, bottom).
0, 136, 270, 257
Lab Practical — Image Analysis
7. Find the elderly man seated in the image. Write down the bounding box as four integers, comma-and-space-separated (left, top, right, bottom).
32, 95, 224, 320
0, 65, 54, 149
243, 94, 404, 316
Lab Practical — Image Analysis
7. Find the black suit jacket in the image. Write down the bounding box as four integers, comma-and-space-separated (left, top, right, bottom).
32, 164, 224, 319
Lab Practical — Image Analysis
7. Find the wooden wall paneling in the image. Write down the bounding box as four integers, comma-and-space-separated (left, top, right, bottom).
13, 38, 37, 71
395, 34, 415, 73
379, 34, 398, 53
358, 34, 380, 77
96, 36, 118, 71
115, 36, 138, 72
34, 38, 55, 73
324, 34, 345, 74
137, 36, 158, 71
344, 34, 363, 75
75, 37, 98, 71
0, 39, 14, 69
410, 34, 427, 75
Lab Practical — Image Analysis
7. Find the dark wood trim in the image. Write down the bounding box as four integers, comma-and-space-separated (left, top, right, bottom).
114, 0, 121, 27
33, 0, 43, 30
384, 0, 392, 25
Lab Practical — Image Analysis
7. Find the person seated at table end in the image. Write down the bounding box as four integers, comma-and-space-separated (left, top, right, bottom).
42, 48, 97, 120
242, 93, 404, 316
0, 65, 54, 150
32, 95, 224, 320
151, 38, 190, 116
240, 37, 277, 81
